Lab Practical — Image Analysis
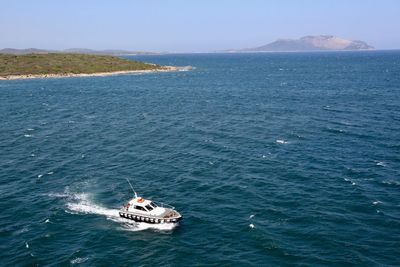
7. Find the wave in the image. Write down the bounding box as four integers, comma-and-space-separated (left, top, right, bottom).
381, 180, 400, 187
47, 192, 70, 198
322, 105, 346, 113
70, 257, 88, 265
375, 161, 386, 167
343, 177, 357, 186
324, 127, 345, 134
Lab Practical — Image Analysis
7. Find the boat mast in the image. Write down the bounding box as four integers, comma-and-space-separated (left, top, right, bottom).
126, 178, 138, 198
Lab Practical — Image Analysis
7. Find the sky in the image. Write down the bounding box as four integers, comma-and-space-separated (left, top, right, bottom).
1, 0, 399, 52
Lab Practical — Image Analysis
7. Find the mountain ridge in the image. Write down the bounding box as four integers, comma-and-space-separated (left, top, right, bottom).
231, 35, 374, 52
0, 48, 160, 56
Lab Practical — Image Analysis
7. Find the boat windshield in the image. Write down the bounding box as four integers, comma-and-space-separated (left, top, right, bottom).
145, 204, 153, 211
134, 206, 147, 212
150, 202, 157, 208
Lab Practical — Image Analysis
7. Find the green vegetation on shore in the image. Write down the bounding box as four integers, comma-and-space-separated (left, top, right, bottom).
0, 53, 160, 77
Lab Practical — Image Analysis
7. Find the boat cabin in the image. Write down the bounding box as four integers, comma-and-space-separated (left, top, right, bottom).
126, 197, 160, 214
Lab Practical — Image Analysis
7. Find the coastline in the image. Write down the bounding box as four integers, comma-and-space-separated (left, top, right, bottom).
0, 66, 192, 81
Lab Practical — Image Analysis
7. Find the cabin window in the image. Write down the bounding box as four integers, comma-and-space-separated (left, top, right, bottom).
145, 205, 153, 211
134, 205, 146, 212
150, 202, 157, 208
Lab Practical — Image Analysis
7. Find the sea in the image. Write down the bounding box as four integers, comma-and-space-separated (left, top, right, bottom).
0, 51, 399, 266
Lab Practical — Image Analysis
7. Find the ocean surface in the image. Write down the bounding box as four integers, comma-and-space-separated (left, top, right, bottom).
1, 51, 400, 266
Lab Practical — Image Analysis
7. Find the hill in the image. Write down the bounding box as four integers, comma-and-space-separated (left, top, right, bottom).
236, 35, 374, 52
0, 48, 55, 55
0, 53, 167, 79
0, 48, 159, 56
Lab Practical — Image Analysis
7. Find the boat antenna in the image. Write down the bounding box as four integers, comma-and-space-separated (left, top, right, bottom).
126, 178, 138, 198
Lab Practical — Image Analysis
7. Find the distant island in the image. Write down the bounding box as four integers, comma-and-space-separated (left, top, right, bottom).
227, 35, 374, 52
0, 53, 184, 80
0, 48, 160, 56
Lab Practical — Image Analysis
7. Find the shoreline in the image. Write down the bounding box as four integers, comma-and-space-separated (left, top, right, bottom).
0, 66, 192, 81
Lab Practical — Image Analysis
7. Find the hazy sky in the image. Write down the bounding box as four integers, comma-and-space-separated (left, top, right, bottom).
1, 0, 399, 52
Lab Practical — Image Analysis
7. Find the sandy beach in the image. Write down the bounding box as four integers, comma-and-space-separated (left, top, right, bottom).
0, 66, 192, 80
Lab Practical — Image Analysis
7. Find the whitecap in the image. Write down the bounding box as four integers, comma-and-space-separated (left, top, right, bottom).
44, 219, 50, 223
25, 242, 29, 249
343, 177, 356, 186
37, 174, 43, 178
71, 257, 88, 265
30, 153, 35, 157
372, 201, 381, 205
47, 171, 54, 175
276, 139, 288, 144
15, 227, 29, 235
47, 192, 70, 198
24, 134, 33, 138
249, 223, 255, 229
376, 161, 386, 167
249, 214, 255, 219
84, 115, 96, 119
382, 180, 400, 186
27, 128, 34, 131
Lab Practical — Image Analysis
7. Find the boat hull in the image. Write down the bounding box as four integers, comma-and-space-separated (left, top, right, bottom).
119, 211, 182, 224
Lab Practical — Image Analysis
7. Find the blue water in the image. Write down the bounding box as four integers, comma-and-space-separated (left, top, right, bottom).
1, 51, 400, 266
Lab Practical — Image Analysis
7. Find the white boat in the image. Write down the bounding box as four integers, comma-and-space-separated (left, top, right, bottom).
119, 179, 182, 224
119, 196, 182, 224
